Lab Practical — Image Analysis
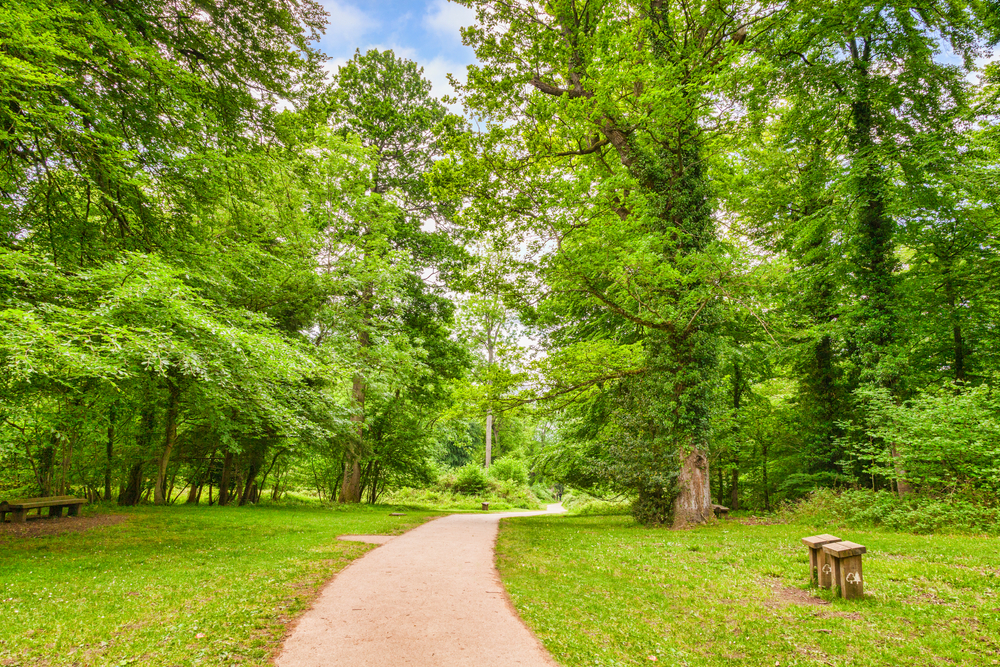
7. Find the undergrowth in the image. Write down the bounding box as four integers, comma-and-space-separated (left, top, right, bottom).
781, 488, 1000, 535
383, 462, 543, 510
561, 490, 631, 516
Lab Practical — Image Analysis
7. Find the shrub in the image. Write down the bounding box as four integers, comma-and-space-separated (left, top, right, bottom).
531, 483, 556, 503
851, 384, 1000, 495
782, 488, 1000, 535
562, 490, 631, 516
488, 458, 529, 485
452, 464, 489, 495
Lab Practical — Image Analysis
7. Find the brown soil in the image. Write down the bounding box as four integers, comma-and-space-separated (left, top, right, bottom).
765, 577, 830, 607
0, 513, 129, 538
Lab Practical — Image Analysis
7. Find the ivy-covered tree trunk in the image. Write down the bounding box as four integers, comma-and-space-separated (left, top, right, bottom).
848, 39, 909, 497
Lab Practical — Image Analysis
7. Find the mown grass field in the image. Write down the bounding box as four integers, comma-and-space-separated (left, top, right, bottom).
496, 514, 1000, 667
0, 504, 438, 667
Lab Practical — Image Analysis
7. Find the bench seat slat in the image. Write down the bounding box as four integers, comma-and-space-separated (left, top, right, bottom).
1, 497, 88, 510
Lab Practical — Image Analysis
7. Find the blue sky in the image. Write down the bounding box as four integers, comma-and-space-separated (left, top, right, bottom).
314, 0, 479, 101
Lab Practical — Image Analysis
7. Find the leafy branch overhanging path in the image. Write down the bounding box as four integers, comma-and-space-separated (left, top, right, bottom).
274, 505, 567, 666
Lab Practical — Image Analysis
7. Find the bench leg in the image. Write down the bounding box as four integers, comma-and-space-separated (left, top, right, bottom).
818, 550, 835, 589
12, 509, 27, 523
68, 504, 81, 517
838, 555, 864, 599
47, 505, 64, 519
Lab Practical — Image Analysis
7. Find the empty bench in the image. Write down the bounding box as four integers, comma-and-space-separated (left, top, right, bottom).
801, 533, 867, 599
0, 496, 87, 523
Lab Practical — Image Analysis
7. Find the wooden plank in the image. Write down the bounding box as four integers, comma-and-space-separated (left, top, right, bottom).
802, 535, 841, 586
822, 541, 866, 558
0, 497, 88, 510
801, 534, 841, 548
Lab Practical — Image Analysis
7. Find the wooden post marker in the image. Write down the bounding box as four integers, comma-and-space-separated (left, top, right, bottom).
822, 541, 866, 599
801, 534, 842, 587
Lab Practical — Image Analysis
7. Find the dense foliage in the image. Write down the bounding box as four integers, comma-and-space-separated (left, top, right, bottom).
2, 0, 999, 524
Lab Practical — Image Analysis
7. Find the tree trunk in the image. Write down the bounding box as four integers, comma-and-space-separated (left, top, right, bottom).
37, 438, 56, 497
848, 40, 910, 498
484, 413, 493, 469
729, 464, 739, 511
257, 449, 283, 500
190, 448, 216, 504
186, 480, 201, 504
119, 401, 155, 506
339, 366, 366, 503
154, 375, 181, 505
944, 273, 966, 385
673, 448, 713, 527
58, 428, 75, 496
485, 333, 495, 468
762, 441, 771, 512
118, 462, 144, 506
104, 401, 116, 501
218, 450, 234, 506
238, 459, 260, 506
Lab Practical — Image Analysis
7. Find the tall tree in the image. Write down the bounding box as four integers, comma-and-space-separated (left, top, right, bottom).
455, 0, 777, 524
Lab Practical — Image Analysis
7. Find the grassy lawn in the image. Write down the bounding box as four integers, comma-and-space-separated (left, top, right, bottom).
0, 504, 438, 667
496, 514, 1000, 667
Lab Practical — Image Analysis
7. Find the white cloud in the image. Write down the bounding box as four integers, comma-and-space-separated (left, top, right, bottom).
419, 55, 468, 101
423, 0, 477, 41
320, 1, 379, 49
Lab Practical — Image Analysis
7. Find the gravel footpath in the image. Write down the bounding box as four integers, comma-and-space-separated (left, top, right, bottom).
274, 504, 566, 667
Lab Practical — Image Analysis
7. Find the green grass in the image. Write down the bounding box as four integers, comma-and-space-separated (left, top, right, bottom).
0, 504, 438, 667
496, 514, 1000, 667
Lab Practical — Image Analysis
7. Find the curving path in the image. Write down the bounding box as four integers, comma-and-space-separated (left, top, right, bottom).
274, 504, 566, 667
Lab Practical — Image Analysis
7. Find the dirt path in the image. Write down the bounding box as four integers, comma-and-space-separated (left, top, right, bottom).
274, 504, 566, 667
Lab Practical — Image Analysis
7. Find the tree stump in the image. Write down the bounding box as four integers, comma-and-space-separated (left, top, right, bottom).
801, 534, 842, 587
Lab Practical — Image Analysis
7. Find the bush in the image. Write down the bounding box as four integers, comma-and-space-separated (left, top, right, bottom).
851, 384, 1000, 495
383, 479, 544, 511
562, 490, 631, 517
782, 488, 1000, 535
531, 483, 556, 503
488, 458, 528, 485
452, 464, 489, 495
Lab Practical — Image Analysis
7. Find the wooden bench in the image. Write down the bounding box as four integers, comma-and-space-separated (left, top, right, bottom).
0, 496, 88, 523
801, 534, 842, 588
712, 504, 729, 519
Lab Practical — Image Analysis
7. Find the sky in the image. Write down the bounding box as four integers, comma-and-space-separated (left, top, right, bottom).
314, 0, 479, 101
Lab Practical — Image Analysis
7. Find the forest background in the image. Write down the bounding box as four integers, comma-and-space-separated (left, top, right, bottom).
2, 0, 999, 527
